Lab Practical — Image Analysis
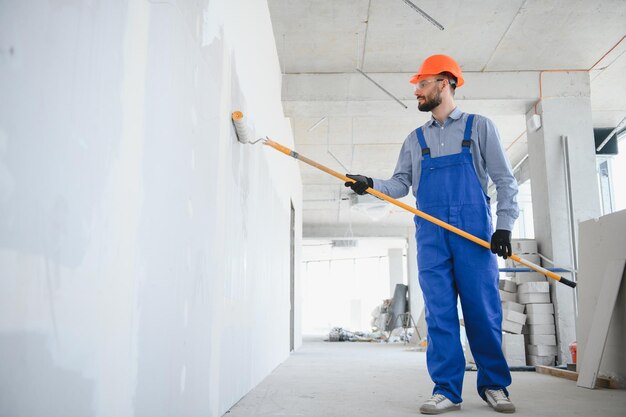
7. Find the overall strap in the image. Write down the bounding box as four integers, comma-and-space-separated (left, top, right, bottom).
461, 114, 475, 152
415, 127, 431, 158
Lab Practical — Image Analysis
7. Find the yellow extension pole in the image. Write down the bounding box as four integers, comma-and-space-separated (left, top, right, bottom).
264, 137, 576, 288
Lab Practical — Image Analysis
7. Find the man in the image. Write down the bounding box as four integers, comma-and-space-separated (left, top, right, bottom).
345, 54, 519, 414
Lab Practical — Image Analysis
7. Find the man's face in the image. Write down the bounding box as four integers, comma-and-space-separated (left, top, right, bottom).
413, 77, 444, 112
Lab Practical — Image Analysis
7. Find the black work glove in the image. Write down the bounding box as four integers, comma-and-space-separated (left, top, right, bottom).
344, 174, 373, 195
490, 229, 512, 259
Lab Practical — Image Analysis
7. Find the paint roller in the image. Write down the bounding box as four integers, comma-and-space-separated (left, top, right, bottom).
231, 111, 265, 144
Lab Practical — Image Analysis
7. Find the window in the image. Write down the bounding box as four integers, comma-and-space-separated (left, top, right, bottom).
611, 132, 626, 212
598, 130, 626, 214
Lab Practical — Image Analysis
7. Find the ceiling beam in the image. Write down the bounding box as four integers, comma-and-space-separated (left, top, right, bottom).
304, 223, 414, 239
283, 71, 541, 102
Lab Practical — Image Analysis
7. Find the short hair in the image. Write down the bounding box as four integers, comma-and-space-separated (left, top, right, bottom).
439, 71, 457, 96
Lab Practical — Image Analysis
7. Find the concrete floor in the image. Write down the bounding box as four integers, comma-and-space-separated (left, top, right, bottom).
225, 336, 626, 416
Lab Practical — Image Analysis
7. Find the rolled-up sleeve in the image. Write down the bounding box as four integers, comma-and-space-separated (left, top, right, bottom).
372, 138, 413, 199
477, 117, 519, 231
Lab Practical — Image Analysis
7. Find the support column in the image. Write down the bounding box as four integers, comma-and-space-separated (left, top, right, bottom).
525, 71, 602, 363
388, 248, 404, 296
407, 230, 426, 339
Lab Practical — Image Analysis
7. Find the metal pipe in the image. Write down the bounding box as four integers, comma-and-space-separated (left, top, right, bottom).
596, 115, 626, 152
537, 253, 578, 274
307, 116, 327, 132
561, 135, 579, 313
356, 68, 408, 109
400, 0, 444, 31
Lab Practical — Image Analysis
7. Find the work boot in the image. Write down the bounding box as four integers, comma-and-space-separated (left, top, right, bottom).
419, 393, 461, 414
484, 389, 516, 413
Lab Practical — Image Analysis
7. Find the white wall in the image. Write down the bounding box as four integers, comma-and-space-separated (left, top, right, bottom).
0, 1, 302, 416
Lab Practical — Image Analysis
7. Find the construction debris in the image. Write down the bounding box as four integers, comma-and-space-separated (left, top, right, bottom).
327, 327, 383, 342
500, 277, 525, 335
326, 326, 414, 343
499, 239, 559, 367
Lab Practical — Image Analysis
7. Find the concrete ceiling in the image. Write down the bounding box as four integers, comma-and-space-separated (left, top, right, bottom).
267, 0, 626, 232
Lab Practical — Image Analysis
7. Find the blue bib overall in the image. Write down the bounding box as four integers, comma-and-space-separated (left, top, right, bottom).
414, 115, 511, 403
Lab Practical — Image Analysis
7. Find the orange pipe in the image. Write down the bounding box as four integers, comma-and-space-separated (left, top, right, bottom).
505, 129, 527, 152
534, 35, 626, 114
264, 137, 576, 288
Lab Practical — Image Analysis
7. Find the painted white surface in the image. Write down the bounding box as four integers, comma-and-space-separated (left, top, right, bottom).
0, 1, 301, 416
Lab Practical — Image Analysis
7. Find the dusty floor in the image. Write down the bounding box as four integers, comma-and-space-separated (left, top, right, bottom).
225, 336, 626, 416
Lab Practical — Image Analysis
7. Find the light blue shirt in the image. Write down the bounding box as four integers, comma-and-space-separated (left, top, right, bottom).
372, 107, 519, 231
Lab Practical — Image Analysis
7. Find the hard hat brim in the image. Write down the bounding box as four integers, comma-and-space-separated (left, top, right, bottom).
408, 73, 464, 87
409, 74, 432, 84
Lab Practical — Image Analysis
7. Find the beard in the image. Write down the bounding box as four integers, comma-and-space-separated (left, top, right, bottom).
417, 88, 442, 112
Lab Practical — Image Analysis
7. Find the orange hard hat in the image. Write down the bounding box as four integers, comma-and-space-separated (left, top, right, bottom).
409, 54, 465, 88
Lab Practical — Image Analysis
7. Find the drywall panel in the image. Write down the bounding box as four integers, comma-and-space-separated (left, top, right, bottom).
577, 210, 626, 388
0, 1, 302, 416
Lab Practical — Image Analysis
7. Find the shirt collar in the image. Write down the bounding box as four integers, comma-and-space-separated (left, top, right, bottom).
426, 107, 463, 127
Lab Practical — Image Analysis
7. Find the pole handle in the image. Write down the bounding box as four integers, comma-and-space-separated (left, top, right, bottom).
558, 276, 577, 288
264, 138, 576, 288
